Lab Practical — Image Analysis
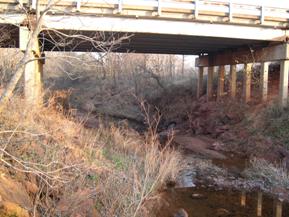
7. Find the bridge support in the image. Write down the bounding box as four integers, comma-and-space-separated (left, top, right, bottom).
229, 64, 237, 98
243, 63, 252, 103
217, 65, 225, 101
197, 66, 204, 98
20, 27, 44, 106
279, 60, 289, 108
260, 62, 269, 102
196, 43, 289, 107
207, 66, 214, 101
24, 55, 44, 105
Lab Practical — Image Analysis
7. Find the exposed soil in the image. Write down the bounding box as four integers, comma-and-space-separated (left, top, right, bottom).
147, 68, 289, 203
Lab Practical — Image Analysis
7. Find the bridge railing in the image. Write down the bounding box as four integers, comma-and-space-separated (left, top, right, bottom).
3, 0, 289, 27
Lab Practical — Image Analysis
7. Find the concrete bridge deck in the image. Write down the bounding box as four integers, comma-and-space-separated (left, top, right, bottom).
0, 0, 288, 106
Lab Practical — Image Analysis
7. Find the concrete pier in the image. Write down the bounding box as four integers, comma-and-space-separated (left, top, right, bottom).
279, 60, 289, 108
260, 62, 269, 102
217, 65, 225, 101
243, 63, 252, 103
229, 64, 237, 99
197, 66, 204, 98
207, 66, 214, 101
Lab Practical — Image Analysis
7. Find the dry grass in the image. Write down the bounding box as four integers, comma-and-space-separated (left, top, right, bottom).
0, 96, 182, 217
244, 158, 289, 190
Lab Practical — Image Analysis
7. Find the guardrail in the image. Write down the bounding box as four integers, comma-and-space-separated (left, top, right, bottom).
5, 0, 289, 27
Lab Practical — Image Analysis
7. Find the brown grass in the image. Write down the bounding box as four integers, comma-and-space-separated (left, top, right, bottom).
0, 96, 182, 217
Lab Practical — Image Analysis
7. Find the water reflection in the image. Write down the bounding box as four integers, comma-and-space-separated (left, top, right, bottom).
275, 200, 282, 217
257, 192, 262, 217
241, 191, 246, 207
158, 186, 288, 217
239, 191, 283, 217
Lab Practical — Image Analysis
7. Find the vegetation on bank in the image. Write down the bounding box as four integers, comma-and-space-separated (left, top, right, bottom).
0, 97, 182, 217
263, 104, 289, 147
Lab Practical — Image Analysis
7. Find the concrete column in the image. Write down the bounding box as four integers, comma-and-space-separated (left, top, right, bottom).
260, 62, 269, 102
197, 66, 204, 98
207, 66, 214, 101
21, 27, 44, 106
24, 55, 44, 105
243, 63, 252, 103
217, 65, 225, 101
229, 64, 237, 98
257, 192, 262, 217
279, 60, 289, 108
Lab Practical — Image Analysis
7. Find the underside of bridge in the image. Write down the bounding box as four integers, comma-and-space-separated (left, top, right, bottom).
0, 18, 288, 108
41, 31, 269, 55
0, 24, 270, 55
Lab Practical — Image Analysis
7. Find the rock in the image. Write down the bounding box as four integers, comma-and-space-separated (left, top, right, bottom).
216, 208, 230, 217
211, 141, 225, 151
175, 168, 197, 188
191, 193, 206, 199
167, 121, 177, 130
173, 208, 188, 217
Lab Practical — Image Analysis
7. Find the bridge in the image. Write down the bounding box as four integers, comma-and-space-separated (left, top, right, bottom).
0, 0, 289, 106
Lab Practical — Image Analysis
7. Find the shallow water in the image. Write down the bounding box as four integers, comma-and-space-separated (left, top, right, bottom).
158, 186, 288, 217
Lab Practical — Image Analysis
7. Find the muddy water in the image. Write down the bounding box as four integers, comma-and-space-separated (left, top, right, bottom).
158, 186, 289, 217
158, 153, 289, 217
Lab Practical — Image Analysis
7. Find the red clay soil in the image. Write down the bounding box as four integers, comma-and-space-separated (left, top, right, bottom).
155, 69, 289, 167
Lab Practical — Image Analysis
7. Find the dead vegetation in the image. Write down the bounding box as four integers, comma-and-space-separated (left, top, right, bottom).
1, 48, 289, 216
244, 158, 289, 195
0, 95, 183, 217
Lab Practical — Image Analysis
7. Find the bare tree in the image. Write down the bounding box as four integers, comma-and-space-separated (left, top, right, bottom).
0, 0, 129, 110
